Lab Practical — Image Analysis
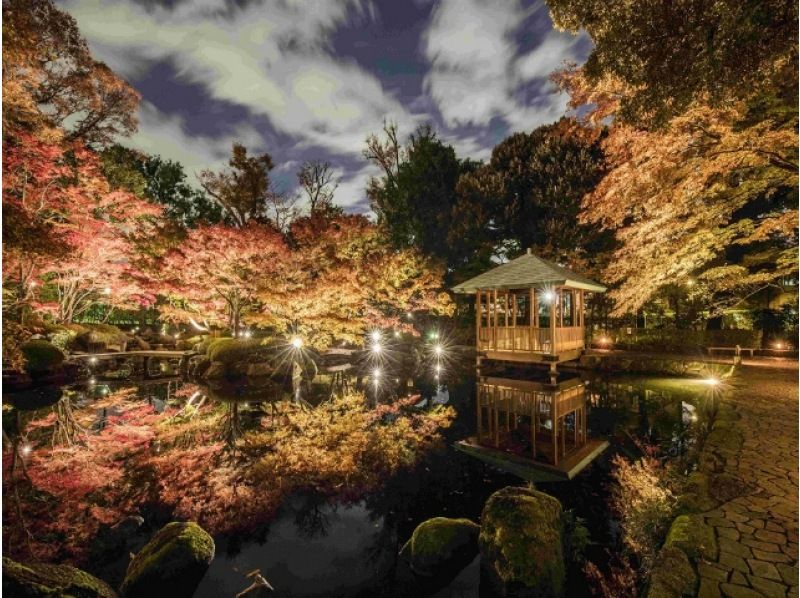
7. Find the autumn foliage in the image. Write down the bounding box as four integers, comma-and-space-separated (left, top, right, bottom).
3, 387, 454, 563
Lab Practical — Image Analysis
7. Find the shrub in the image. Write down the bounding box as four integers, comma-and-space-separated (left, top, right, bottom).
596, 328, 761, 352
206, 339, 273, 364
46, 323, 89, 351
610, 454, 676, 572
21, 340, 65, 374
73, 323, 129, 350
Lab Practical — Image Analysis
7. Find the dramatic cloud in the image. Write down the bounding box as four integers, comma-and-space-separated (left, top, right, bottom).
57, 0, 590, 212
423, 0, 588, 132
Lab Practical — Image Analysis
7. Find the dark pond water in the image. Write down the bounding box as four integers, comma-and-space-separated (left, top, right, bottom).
3, 355, 720, 598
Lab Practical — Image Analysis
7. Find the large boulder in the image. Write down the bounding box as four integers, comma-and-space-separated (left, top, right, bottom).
479, 486, 565, 597
2, 556, 117, 598
120, 521, 215, 598
399, 517, 479, 578
20, 340, 64, 377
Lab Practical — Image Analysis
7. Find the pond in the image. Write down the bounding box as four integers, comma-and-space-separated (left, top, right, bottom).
2, 355, 719, 597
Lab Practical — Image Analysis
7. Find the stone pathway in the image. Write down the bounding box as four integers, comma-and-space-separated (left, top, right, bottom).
694, 366, 798, 598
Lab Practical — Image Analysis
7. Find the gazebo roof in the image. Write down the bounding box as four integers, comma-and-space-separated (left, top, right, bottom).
451, 250, 607, 294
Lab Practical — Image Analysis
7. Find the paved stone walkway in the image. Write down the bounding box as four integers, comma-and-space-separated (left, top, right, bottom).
695, 366, 798, 598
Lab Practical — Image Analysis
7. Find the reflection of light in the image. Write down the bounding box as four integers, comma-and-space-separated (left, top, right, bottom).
371, 342, 382, 354
291, 336, 303, 349
370, 330, 381, 342
434, 344, 443, 356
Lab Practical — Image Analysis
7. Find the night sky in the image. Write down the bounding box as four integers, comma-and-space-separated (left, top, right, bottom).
58, 0, 591, 212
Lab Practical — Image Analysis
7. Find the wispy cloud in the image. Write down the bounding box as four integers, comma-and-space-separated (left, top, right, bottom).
423, 0, 587, 133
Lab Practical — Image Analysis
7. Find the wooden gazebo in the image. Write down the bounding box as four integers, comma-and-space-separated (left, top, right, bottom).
452, 249, 606, 365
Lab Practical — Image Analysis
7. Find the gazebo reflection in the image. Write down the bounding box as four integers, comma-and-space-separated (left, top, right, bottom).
459, 375, 609, 481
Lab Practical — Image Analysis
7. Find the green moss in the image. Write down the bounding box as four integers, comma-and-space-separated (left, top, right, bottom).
400, 517, 479, 577
479, 486, 565, 597
20, 340, 64, 375
120, 522, 214, 598
206, 339, 275, 365
665, 514, 718, 561
646, 546, 697, 597
72, 324, 129, 351
2, 556, 117, 597
45, 323, 88, 351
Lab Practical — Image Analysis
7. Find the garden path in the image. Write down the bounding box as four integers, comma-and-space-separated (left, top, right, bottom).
695, 366, 798, 598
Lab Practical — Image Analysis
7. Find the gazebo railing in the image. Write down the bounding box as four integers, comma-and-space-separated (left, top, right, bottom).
478, 326, 584, 354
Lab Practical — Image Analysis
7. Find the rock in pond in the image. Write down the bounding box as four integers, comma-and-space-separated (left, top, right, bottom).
2, 556, 117, 598
479, 486, 565, 598
399, 517, 480, 578
120, 521, 215, 598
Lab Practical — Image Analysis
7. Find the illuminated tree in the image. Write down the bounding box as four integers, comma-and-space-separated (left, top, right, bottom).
555, 67, 798, 315
198, 144, 275, 228
159, 222, 291, 332
547, 0, 798, 126
279, 214, 453, 346
2, 131, 162, 323
2, 0, 140, 145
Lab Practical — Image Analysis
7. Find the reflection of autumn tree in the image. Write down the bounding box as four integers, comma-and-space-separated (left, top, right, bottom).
5, 388, 453, 564
50, 394, 88, 447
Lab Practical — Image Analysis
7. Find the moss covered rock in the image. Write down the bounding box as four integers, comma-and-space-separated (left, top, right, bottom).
2, 556, 117, 598
120, 521, 214, 598
646, 546, 697, 597
664, 514, 717, 561
21, 340, 65, 376
479, 486, 565, 597
400, 517, 479, 578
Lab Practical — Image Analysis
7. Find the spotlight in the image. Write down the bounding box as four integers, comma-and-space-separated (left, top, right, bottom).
373, 368, 381, 379
704, 377, 720, 386
89, 377, 96, 385
371, 342, 382, 354
370, 330, 381, 342
394, 331, 401, 338
243, 330, 252, 339
20, 443, 32, 456
103, 287, 112, 295
89, 356, 98, 365
434, 344, 443, 356
291, 336, 303, 349
543, 291, 555, 303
